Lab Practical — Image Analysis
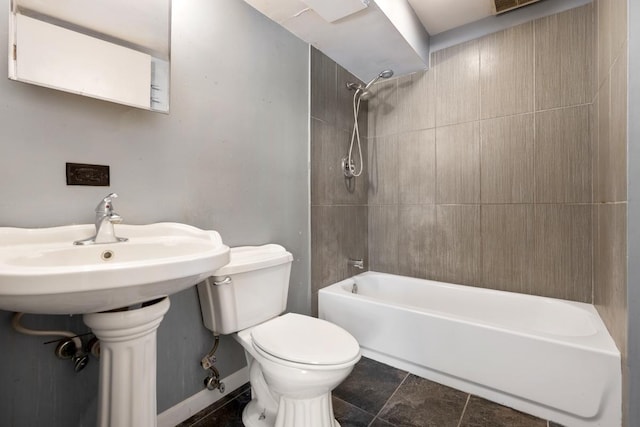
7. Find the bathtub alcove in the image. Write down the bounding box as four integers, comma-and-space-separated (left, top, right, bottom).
319, 272, 621, 427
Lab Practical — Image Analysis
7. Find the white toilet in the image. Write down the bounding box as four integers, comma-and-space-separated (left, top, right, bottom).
197, 244, 361, 427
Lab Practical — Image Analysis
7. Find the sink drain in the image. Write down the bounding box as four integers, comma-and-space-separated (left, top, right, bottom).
101, 250, 114, 261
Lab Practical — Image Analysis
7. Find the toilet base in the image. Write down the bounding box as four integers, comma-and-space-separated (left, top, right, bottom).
241, 395, 341, 427
242, 400, 275, 427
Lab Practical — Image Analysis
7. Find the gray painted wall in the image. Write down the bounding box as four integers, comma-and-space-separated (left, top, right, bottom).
0, 0, 309, 425
627, 0, 639, 425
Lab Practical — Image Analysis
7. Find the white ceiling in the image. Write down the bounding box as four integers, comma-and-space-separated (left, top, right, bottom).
408, 0, 496, 35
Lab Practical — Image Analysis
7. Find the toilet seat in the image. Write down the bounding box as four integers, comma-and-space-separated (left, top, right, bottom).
250, 313, 360, 368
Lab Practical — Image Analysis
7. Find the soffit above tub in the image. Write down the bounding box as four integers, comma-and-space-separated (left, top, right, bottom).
243, 0, 430, 82
243, 0, 590, 83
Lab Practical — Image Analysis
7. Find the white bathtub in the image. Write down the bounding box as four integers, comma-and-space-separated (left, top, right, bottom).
319, 272, 621, 427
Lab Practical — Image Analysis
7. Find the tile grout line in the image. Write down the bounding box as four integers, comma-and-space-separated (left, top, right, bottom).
367, 371, 411, 426
477, 30, 483, 290
333, 395, 380, 421
531, 15, 538, 298
456, 394, 471, 427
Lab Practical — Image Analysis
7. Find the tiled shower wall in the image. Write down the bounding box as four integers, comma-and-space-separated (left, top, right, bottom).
310, 47, 368, 314
311, 1, 628, 419
311, 2, 627, 354
593, 0, 628, 421
366, 4, 597, 303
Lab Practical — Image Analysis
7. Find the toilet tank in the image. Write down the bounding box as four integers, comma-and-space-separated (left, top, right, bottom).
197, 244, 293, 335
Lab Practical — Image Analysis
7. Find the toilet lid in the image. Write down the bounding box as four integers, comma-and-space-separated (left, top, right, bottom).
250, 313, 360, 365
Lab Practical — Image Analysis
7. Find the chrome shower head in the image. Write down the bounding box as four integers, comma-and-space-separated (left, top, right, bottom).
364, 69, 394, 90
346, 69, 395, 100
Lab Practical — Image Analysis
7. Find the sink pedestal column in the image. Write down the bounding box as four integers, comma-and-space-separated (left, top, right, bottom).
84, 297, 171, 427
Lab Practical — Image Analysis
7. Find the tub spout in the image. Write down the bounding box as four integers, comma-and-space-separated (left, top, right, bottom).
348, 258, 364, 269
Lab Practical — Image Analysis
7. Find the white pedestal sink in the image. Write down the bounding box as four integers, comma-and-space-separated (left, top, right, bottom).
0, 223, 230, 427
85, 298, 170, 427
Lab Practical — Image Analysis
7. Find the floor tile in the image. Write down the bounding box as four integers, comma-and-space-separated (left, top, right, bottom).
333, 357, 408, 415
459, 396, 547, 427
191, 388, 251, 427
332, 396, 375, 427
370, 417, 395, 426
178, 358, 554, 427
176, 384, 250, 427
376, 375, 468, 427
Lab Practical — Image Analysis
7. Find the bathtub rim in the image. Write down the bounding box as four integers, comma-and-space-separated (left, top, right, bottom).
320, 271, 620, 357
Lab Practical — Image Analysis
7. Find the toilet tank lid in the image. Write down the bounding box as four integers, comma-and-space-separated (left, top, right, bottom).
213, 244, 293, 276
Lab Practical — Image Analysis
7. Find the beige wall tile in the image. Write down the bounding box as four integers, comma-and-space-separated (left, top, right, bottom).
312, 205, 368, 293
590, 0, 598, 100
398, 205, 436, 279
535, 4, 593, 110
480, 114, 534, 203
480, 22, 534, 119
591, 95, 600, 203
335, 128, 368, 205
310, 118, 334, 206
369, 205, 399, 273
337, 65, 367, 135
596, 76, 610, 203
481, 205, 534, 294
607, 46, 628, 202
533, 204, 592, 302
594, 203, 627, 356
311, 206, 342, 293
310, 47, 336, 124
436, 122, 480, 204
435, 205, 481, 285
342, 205, 369, 278
399, 129, 436, 205
596, 0, 611, 90
368, 135, 398, 205
610, 0, 627, 65
311, 120, 368, 205
535, 106, 592, 203
338, 142, 369, 205
397, 70, 435, 132
435, 40, 480, 126
312, 4, 603, 312
367, 79, 398, 138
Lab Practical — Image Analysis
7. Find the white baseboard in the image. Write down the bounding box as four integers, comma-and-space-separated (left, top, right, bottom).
157, 367, 250, 427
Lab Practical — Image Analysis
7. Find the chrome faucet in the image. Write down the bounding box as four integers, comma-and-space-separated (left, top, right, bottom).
74, 193, 128, 245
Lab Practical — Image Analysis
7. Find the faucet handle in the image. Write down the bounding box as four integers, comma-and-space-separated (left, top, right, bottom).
96, 193, 118, 213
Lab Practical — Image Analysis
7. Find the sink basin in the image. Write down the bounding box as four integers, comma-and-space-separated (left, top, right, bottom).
0, 223, 230, 314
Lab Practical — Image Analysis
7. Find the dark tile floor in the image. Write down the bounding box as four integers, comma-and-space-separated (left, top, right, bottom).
177, 357, 563, 427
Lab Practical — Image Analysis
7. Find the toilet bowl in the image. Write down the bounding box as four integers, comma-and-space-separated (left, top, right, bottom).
197, 244, 361, 427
